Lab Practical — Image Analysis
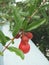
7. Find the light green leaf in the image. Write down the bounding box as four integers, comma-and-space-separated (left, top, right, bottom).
0, 51, 3, 56
8, 47, 24, 59
26, 19, 46, 31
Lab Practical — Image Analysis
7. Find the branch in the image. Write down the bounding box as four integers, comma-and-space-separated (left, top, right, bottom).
2, 38, 14, 52
28, 0, 46, 21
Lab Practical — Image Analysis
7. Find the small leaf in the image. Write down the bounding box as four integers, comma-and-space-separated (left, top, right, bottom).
0, 51, 3, 56
5, 36, 10, 41
26, 19, 46, 31
0, 31, 7, 45
8, 47, 24, 59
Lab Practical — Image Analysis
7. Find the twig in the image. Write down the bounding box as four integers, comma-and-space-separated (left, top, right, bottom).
2, 38, 14, 52
28, 0, 46, 21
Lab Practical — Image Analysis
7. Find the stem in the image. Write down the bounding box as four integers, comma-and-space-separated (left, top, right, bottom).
31, 9, 38, 18
2, 31, 22, 53
2, 38, 14, 52
28, 1, 46, 21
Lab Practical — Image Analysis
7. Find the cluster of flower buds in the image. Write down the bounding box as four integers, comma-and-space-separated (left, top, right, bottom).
15, 32, 33, 54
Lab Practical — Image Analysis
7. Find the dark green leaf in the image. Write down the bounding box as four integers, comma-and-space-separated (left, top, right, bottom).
8, 46, 24, 59
5, 36, 10, 41
26, 19, 46, 31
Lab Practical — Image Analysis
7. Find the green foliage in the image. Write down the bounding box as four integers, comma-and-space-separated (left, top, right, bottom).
0, 0, 15, 3
12, 8, 24, 37
22, 20, 28, 31
0, 31, 10, 45
26, 18, 46, 31
0, 0, 49, 60
8, 46, 24, 59
5, 36, 10, 41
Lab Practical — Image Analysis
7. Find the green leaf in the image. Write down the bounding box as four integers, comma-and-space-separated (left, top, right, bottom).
0, 31, 8, 45
33, 15, 40, 19
22, 20, 28, 31
13, 8, 19, 24
26, 19, 46, 31
20, 12, 29, 17
8, 47, 24, 59
5, 36, 10, 41
13, 20, 23, 37
13, 7, 24, 24
12, 8, 24, 37
0, 51, 3, 56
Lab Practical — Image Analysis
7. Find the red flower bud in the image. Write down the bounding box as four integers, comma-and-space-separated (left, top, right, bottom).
19, 40, 30, 54
22, 35, 29, 42
26, 32, 33, 39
